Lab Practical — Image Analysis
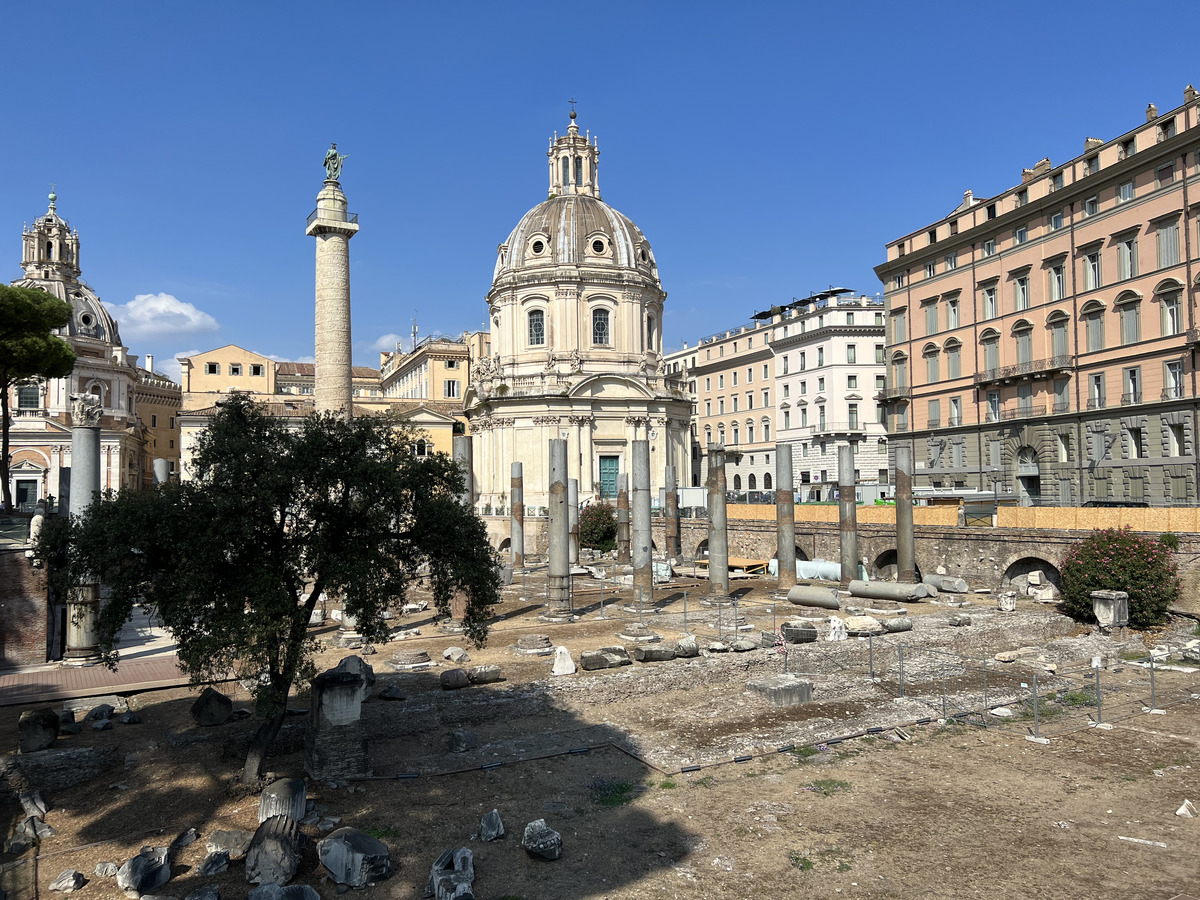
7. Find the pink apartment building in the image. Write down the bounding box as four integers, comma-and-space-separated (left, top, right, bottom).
875, 86, 1200, 506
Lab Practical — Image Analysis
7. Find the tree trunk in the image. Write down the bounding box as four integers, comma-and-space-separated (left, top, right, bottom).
242, 703, 288, 785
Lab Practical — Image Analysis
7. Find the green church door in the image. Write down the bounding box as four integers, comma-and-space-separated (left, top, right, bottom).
599, 455, 619, 499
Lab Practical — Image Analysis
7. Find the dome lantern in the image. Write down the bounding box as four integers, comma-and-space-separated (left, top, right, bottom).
547, 108, 600, 199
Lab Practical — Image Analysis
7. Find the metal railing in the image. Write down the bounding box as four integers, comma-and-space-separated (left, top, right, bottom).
1087, 397, 1106, 410
1162, 386, 1186, 401
880, 385, 911, 400
1053, 400, 1071, 414
926, 417, 941, 428
973, 355, 1074, 386
1121, 391, 1143, 405
811, 420, 864, 434
306, 208, 359, 228
1000, 404, 1046, 420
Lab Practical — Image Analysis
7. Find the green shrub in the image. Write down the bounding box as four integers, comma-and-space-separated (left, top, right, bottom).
1060, 526, 1181, 629
1160, 532, 1181, 551
579, 502, 617, 552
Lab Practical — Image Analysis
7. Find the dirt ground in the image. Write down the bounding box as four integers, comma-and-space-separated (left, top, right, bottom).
3, 571, 1200, 900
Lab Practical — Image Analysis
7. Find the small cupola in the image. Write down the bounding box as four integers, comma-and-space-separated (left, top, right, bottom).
547, 107, 600, 199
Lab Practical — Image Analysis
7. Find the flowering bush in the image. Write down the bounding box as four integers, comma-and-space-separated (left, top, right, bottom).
1060, 527, 1181, 629
580, 502, 617, 552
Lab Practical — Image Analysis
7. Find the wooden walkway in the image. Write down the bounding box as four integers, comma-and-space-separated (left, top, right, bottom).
0, 655, 192, 707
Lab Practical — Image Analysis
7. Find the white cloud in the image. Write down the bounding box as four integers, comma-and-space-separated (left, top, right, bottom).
105, 293, 220, 342
369, 333, 406, 353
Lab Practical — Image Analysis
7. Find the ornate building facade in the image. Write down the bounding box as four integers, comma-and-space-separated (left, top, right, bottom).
6, 193, 178, 508
464, 113, 692, 510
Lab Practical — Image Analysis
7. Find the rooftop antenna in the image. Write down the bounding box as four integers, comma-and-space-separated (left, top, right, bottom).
411, 316, 419, 353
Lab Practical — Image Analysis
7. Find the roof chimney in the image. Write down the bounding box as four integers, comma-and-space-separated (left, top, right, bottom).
145, 354, 154, 373
1084, 137, 1103, 152
1186, 84, 1199, 106
1146, 102, 1158, 122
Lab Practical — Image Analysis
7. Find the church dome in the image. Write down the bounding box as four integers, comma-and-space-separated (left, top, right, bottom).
493, 194, 660, 284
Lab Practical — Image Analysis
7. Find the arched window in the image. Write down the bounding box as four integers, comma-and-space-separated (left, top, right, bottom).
1047, 313, 1070, 357
944, 339, 962, 378
980, 329, 1000, 371
717, 424, 725, 445
45, 242, 53, 260
764, 472, 773, 490
414, 439, 428, 457
748, 473, 757, 490
1157, 282, 1183, 336
747, 421, 755, 443
924, 343, 940, 383
704, 425, 712, 447
592, 308, 611, 345
574, 158, 583, 186
1012, 321, 1033, 364
891, 352, 908, 388
733, 474, 742, 490
528, 309, 546, 346
561, 158, 569, 187
1082, 301, 1105, 352
646, 314, 658, 351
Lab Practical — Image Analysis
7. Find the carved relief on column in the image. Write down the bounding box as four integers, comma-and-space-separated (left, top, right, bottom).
532, 415, 561, 426
70, 394, 103, 427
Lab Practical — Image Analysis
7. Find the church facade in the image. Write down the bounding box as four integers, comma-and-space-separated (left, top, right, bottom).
464, 113, 692, 511
6, 193, 179, 509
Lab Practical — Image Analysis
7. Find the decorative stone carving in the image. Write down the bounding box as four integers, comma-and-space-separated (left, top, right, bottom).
69, 394, 102, 427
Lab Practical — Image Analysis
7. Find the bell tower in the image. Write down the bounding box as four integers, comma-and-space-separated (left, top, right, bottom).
547, 107, 600, 199
21, 188, 80, 282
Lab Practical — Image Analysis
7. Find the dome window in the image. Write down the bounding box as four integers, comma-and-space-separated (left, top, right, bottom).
528, 309, 546, 346
532, 240, 545, 255
80, 314, 94, 327
640, 249, 647, 262
592, 239, 606, 254
592, 309, 611, 346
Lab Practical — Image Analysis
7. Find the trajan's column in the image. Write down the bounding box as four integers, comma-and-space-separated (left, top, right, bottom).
306, 143, 359, 417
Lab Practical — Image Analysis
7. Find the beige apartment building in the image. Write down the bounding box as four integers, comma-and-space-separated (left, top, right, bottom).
688, 319, 778, 494
772, 294, 889, 500
875, 85, 1200, 506
379, 333, 484, 405
178, 345, 380, 410
135, 358, 182, 484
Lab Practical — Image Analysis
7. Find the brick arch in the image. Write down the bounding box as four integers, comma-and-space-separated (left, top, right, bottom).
999, 554, 1062, 592
497, 537, 511, 553
871, 549, 923, 582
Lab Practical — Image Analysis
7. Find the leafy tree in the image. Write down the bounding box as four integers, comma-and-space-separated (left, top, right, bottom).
1060, 526, 1181, 629
39, 395, 500, 783
0, 285, 75, 511
580, 502, 617, 552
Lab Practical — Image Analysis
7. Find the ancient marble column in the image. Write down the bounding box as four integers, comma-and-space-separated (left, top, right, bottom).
510, 462, 524, 570
547, 439, 571, 616
631, 440, 652, 600
568, 478, 580, 566
706, 443, 729, 597
775, 443, 796, 589
305, 150, 359, 419
664, 465, 680, 559
453, 435, 473, 507
895, 445, 915, 582
838, 444, 858, 587
65, 396, 102, 663
616, 473, 631, 564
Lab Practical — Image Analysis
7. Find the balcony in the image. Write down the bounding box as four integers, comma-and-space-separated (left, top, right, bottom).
1052, 400, 1071, 414
1086, 397, 1106, 410
811, 420, 865, 436
926, 417, 941, 428
893, 421, 910, 433
1000, 404, 1046, 420
1162, 386, 1187, 401
947, 415, 962, 427
878, 385, 911, 400
1121, 391, 1143, 406
1187, 327, 1200, 346
974, 355, 1074, 387
306, 208, 359, 228
10, 408, 49, 418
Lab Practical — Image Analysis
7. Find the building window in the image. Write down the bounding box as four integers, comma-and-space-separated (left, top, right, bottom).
1084, 304, 1105, 351
1158, 220, 1181, 268
591, 309, 610, 345
782, 410, 791, 429
1089, 374, 1105, 409
719, 374, 725, 388
945, 251, 958, 270
205, 362, 219, 375
229, 364, 242, 376
1165, 360, 1184, 399
150, 413, 158, 427
781, 357, 789, 375
1168, 423, 1185, 457
1049, 263, 1065, 303
982, 238, 996, 257
925, 348, 939, 384
986, 203, 997, 219
747, 423, 755, 443
893, 273, 905, 289
946, 341, 961, 378
927, 399, 940, 428
1016, 189, 1028, 207
1117, 181, 1134, 204
1117, 235, 1138, 280
847, 375, 857, 389
704, 400, 711, 416
1050, 172, 1064, 191
1127, 427, 1144, 459
1014, 225, 1028, 245
1119, 301, 1140, 345
1013, 275, 1030, 311
946, 297, 958, 329
718, 398, 725, 414
1084, 196, 1099, 217
981, 336, 999, 371
1086, 156, 1099, 175
982, 285, 997, 319
1049, 211, 1064, 231
762, 389, 769, 406
16, 383, 39, 409
444, 379, 461, 398
1050, 315, 1069, 357
875, 343, 885, 364
762, 364, 769, 379
817, 377, 825, 392
817, 348, 825, 367
528, 309, 546, 346
925, 261, 936, 278
923, 302, 937, 335
1084, 251, 1102, 290
1163, 292, 1183, 336
1015, 325, 1033, 364
1156, 163, 1175, 187
250, 364, 264, 376
1122, 366, 1141, 404
732, 424, 739, 445
782, 384, 789, 399
732, 371, 739, 387
1119, 138, 1135, 160
949, 396, 962, 426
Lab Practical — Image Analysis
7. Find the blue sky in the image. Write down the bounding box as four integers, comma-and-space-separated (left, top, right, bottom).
4, 1, 1197, 380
